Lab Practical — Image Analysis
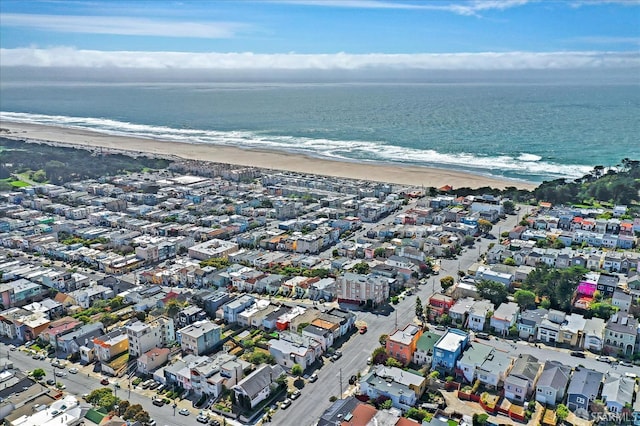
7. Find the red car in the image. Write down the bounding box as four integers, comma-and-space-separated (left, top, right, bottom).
359, 326, 367, 334
100, 378, 110, 385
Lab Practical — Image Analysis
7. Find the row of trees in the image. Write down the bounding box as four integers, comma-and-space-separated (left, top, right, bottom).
85, 388, 151, 423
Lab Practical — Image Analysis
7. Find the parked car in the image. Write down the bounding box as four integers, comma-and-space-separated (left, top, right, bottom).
55, 370, 66, 377
290, 389, 301, 400
46, 378, 55, 385
156, 384, 166, 392
597, 355, 612, 363
196, 415, 209, 424
208, 420, 221, 426
152, 398, 165, 407
620, 360, 633, 367
100, 378, 110, 385
309, 373, 318, 383
366, 357, 372, 365
476, 332, 490, 340
145, 420, 156, 426
348, 375, 357, 385
359, 326, 368, 334
280, 399, 292, 409
570, 351, 586, 358
331, 351, 342, 361
149, 381, 161, 390
69, 367, 78, 374
179, 408, 190, 416
8, 344, 16, 351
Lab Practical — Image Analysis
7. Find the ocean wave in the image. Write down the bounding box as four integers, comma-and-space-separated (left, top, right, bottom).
517, 153, 542, 162
0, 111, 593, 181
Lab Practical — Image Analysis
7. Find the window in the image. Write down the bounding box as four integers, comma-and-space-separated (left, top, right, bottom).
576, 396, 585, 404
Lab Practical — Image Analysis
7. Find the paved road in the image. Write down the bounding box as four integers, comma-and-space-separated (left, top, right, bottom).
0, 343, 212, 426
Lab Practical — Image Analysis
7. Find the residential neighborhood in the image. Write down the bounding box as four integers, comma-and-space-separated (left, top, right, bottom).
0, 159, 639, 426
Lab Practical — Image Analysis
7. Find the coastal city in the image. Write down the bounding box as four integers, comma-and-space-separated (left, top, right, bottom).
0, 139, 638, 426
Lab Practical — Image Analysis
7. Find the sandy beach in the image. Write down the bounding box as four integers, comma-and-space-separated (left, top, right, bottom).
0, 121, 536, 190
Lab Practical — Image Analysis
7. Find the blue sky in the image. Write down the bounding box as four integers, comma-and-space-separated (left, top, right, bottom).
1, 0, 639, 70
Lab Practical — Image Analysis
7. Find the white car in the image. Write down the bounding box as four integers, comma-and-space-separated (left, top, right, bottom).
55, 371, 66, 377
68, 367, 78, 374
178, 408, 190, 416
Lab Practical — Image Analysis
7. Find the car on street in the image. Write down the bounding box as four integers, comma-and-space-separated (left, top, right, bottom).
55, 370, 66, 377
620, 360, 633, 367
331, 351, 342, 361
280, 399, 292, 409
69, 367, 78, 374
435, 325, 446, 331
196, 414, 209, 423
570, 351, 586, 358
208, 420, 221, 426
8, 344, 16, 351
148, 381, 160, 389
144, 420, 156, 426
178, 408, 190, 416
290, 389, 301, 400
359, 326, 367, 334
100, 378, 110, 385
367, 357, 372, 365
348, 375, 357, 385
152, 398, 165, 407
46, 378, 55, 385
309, 373, 318, 383
597, 355, 613, 363
56, 383, 66, 390
475, 332, 490, 340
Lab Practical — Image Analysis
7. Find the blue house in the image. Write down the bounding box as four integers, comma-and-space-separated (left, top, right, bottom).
432, 328, 469, 373
566, 368, 603, 419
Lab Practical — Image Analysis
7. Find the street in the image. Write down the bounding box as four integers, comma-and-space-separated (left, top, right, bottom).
0, 343, 213, 426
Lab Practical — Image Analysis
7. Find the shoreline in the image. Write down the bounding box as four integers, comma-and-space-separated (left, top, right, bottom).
0, 120, 537, 190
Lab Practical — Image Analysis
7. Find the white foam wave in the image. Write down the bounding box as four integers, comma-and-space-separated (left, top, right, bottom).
518, 153, 542, 162
0, 111, 593, 181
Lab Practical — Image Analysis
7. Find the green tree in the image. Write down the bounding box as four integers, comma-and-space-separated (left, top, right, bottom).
353, 262, 370, 274
556, 404, 569, 422
502, 200, 515, 215
378, 334, 388, 345
165, 298, 184, 318
109, 296, 124, 310
291, 364, 303, 378
415, 296, 423, 319
476, 280, 508, 307
380, 399, 393, 409
440, 276, 455, 292
123, 404, 144, 420
385, 357, 402, 368
503, 257, 516, 266
473, 413, 489, 425
374, 247, 386, 258
477, 219, 493, 234
514, 290, 536, 310
588, 302, 618, 320
134, 411, 151, 424
32, 368, 46, 380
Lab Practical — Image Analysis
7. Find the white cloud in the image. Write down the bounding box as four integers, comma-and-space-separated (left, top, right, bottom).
278, 0, 534, 16
1, 47, 638, 70
0, 13, 248, 38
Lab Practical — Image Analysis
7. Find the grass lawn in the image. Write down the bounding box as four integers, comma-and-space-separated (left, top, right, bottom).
10, 180, 30, 187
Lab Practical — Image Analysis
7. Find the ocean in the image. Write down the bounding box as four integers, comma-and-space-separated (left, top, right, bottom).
1, 80, 638, 184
